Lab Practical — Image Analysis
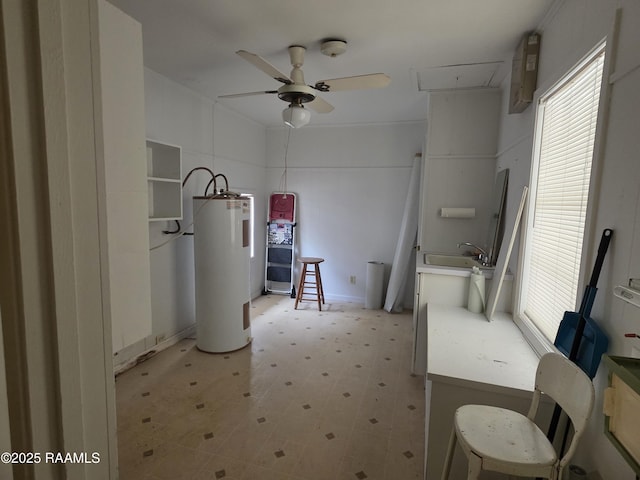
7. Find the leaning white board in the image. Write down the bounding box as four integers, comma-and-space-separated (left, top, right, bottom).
384, 156, 421, 312
485, 186, 528, 321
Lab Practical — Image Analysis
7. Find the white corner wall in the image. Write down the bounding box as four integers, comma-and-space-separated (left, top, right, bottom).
421, 89, 501, 254
135, 69, 267, 362
145, 68, 215, 345
212, 102, 269, 300
496, 1, 640, 477
266, 122, 425, 305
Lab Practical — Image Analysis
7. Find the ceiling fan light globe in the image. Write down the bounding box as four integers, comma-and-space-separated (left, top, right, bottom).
282, 105, 311, 128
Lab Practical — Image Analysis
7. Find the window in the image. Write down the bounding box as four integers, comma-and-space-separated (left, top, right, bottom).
516, 44, 606, 351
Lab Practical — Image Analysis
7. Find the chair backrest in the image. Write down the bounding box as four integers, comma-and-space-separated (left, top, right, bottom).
534, 352, 595, 466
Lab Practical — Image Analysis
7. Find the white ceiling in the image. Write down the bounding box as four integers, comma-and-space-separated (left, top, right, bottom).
108, 0, 555, 127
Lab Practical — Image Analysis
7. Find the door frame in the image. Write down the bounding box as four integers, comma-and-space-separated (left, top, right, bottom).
0, 0, 117, 478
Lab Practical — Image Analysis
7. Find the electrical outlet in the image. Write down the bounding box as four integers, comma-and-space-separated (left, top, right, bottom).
349, 275, 356, 284
155, 333, 166, 345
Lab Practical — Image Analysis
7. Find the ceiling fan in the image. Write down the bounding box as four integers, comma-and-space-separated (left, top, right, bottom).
219, 40, 391, 127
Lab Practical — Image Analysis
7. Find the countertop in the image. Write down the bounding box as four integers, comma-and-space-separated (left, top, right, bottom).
427, 304, 540, 397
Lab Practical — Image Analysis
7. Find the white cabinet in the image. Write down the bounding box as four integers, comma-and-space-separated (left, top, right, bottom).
98, 0, 152, 353
146, 140, 182, 221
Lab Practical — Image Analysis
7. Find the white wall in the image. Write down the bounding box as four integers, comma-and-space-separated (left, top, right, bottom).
140, 69, 267, 357
496, 1, 639, 477
266, 122, 425, 305
421, 90, 501, 255
212, 102, 269, 300
582, 2, 640, 476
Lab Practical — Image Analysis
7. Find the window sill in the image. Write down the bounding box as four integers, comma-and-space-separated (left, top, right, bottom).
513, 311, 557, 358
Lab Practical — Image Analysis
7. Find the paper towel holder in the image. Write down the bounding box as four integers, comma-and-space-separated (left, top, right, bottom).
440, 207, 476, 218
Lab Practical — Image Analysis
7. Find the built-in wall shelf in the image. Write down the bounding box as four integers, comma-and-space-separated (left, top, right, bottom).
146, 139, 182, 221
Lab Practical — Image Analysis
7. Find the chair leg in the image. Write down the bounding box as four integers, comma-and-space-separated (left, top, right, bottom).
441, 427, 457, 480
467, 452, 482, 480
294, 263, 307, 309
314, 264, 323, 311
316, 264, 325, 304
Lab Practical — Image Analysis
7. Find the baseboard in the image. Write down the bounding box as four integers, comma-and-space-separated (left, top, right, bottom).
113, 324, 196, 376
320, 293, 363, 304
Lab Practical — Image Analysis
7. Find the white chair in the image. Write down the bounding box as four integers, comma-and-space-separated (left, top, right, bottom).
440, 352, 594, 480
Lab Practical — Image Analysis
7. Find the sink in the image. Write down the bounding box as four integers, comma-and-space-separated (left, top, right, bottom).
423, 253, 484, 269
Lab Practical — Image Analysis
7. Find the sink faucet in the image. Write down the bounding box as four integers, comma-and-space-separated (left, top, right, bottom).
457, 242, 490, 265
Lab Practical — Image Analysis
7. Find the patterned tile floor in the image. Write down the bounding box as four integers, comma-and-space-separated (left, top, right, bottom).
116, 295, 425, 479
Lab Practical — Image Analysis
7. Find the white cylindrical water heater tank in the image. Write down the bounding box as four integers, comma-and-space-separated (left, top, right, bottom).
193, 194, 251, 352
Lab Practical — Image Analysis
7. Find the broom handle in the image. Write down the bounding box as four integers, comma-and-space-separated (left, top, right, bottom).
576, 229, 613, 316
588, 229, 613, 288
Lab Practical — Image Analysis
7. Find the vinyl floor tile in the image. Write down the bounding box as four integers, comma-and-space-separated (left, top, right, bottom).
116, 295, 425, 479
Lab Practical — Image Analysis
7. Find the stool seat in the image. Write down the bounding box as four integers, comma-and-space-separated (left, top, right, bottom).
297, 257, 324, 264
295, 257, 325, 310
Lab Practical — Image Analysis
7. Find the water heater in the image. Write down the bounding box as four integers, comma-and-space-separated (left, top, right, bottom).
193, 194, 251, 352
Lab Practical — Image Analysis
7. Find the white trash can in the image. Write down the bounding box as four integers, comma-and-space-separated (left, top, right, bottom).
365, 261, 385, 309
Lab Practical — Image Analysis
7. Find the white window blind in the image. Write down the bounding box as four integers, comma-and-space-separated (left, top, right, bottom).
522, 48, 605, 343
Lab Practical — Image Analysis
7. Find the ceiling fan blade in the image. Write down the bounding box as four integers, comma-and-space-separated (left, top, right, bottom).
218, 90, 277, 99
306, 96, 334, 114
236, 50, 292, 84
315, 73, 391, 92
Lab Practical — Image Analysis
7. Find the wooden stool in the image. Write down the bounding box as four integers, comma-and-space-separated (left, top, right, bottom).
294, 257, 325, 311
